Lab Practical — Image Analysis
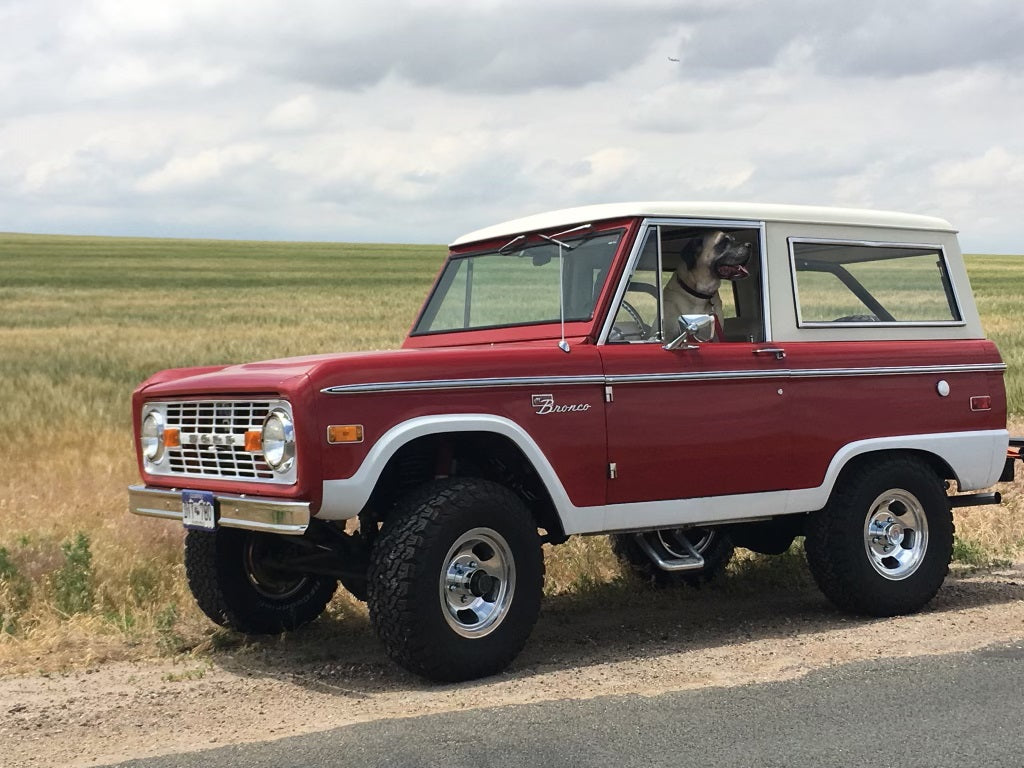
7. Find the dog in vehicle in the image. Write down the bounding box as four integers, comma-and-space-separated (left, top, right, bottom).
662, 230, 751, 340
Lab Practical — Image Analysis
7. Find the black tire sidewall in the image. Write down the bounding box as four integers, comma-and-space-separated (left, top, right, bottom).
185, 528, 337, 634
807, 458, 953, 616
368, 479, 544, 682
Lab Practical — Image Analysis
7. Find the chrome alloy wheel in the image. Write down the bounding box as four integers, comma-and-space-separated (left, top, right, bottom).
863, 489, 929, 581
439, 527, 516, 638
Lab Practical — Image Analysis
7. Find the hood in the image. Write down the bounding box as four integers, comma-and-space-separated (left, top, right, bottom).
138, 341, 599, 399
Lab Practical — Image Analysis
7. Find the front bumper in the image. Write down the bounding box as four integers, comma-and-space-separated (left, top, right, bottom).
128, 485, 310, 535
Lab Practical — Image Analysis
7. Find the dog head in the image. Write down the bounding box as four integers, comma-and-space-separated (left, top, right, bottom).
677, 230, 751, 295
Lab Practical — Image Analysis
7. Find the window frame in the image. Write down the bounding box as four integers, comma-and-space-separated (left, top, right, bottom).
597, 218, 770, 345
788, 237, 966, 329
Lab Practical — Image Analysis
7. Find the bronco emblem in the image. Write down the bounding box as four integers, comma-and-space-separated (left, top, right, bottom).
531, 394, 593, 415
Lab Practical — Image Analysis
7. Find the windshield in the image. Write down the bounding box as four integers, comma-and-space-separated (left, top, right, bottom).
413, 229, 622, 335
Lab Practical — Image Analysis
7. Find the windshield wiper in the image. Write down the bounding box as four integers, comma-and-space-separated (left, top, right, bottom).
538, 224, 593, 251
497, 223, 594, 254
497, 234, 527, 254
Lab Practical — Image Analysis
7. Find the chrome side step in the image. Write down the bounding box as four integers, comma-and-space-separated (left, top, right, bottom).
633, 530, 705, 572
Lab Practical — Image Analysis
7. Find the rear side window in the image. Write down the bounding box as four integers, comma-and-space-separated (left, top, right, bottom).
790, 240, 963, 326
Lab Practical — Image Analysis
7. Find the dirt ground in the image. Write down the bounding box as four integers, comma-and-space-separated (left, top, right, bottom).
3, 563, 1023, 768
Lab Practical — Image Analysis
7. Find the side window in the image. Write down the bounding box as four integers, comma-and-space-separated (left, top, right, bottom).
609, 225, 765, 343
791, 241, 962, 325
609, 230, 662, 342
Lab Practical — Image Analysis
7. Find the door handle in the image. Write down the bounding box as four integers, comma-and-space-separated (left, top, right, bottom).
753, 347, 786, 360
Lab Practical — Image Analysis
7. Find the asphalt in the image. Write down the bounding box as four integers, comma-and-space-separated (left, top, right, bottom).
105, 641, 1024, 768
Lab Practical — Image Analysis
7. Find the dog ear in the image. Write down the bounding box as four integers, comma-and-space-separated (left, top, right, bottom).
679, 237, 701, 270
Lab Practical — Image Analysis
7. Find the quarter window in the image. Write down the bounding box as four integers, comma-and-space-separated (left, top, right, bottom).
791, 241, 962, 326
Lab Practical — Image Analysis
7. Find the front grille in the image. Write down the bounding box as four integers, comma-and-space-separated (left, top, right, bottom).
148, 399, 294, 484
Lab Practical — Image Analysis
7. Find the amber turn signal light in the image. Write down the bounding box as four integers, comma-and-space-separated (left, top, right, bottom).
327, 425, 364, 444
244, 430, 263, 451
163, 428, 181, 448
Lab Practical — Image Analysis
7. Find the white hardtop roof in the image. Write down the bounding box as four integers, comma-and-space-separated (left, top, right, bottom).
450, 202, 955, 247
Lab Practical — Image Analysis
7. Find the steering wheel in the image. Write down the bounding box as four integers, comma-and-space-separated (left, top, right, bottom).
833, 314, 880, 322
627, 282, 659, 300
616, 299, 650, 340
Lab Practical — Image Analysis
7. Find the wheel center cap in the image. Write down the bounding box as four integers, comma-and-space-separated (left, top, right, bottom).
883, 522, 905, 547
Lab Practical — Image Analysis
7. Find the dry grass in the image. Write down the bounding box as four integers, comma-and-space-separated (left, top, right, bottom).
1, 234, 1022, 673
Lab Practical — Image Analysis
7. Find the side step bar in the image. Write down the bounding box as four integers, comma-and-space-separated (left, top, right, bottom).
633, 531, 705, 572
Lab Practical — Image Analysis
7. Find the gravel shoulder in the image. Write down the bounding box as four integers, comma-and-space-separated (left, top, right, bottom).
3, 564, 1023, 768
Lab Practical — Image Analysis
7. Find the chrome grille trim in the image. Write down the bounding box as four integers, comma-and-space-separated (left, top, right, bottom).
141, 399, 296, 485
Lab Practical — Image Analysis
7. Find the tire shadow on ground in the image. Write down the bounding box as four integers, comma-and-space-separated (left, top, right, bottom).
203, 559, 1024, 696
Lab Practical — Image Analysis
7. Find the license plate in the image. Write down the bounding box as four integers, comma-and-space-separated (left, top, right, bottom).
182, 491, 217, 531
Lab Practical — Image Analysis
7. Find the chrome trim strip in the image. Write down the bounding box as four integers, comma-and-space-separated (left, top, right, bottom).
128, 485, 310, 535
324, 362, 1005, 394
322, 374, 605, 395
757, 221, 772, 342
606, 370, 788, 385
787, 363, 1006, 378
608, 363, 1005, 385
797, 321, 968, 329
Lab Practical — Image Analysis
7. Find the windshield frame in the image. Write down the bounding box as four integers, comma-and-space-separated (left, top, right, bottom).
410, 225, 626, 338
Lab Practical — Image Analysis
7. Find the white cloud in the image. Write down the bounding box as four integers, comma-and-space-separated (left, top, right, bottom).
1, 0, 1023, 251
137, 144, 270, 193
266, 95, 320, 132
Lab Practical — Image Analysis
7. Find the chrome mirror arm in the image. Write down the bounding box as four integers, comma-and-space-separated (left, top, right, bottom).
663, 314, 715, 351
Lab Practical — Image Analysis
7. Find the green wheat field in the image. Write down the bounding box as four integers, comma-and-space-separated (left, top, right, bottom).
2, 233, 1023, 671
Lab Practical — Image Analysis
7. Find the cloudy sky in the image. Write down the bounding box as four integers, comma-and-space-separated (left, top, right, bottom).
3, 0, 1023, 252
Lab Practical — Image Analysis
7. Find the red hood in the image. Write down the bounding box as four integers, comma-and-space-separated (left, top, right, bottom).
136, 339, 596, 399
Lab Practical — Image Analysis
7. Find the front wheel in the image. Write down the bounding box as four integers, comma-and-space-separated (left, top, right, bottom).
367, 478, 544, 682
184, 528, 337, 634
804, 456, 953, 617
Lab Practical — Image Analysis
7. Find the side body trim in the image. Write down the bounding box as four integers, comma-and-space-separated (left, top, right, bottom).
322, 375, 604, 396
318, 416, 1008, 535
322, 363, 1006, 395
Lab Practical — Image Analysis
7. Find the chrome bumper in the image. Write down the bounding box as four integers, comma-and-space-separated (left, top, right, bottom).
128, 485, 310, 535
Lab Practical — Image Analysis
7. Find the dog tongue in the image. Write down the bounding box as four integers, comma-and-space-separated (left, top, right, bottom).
716, 264, 749, 280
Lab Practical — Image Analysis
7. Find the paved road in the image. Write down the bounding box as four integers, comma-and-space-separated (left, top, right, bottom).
106, 642, 1024, 768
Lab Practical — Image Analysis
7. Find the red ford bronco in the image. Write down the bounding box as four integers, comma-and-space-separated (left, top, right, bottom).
129, 203, 1018, 681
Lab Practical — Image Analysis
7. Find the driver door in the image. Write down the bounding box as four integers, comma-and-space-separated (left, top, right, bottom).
599, 223, 793, 505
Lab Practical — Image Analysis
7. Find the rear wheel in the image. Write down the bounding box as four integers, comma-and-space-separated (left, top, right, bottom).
184, 528, 337, 634
805, 456, 953, 617
610, 527, 734, 587
367, 478, 544, 682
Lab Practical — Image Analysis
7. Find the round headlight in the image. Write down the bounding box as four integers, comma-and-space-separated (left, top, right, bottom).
141, 410, 165, 463
262, 409, 295, 473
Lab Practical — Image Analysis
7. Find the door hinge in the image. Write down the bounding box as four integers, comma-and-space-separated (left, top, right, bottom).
605, 385, 614, 403
608, 462, 618, 480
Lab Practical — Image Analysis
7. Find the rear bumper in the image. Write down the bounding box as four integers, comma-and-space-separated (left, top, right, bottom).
127, 485, 310, 535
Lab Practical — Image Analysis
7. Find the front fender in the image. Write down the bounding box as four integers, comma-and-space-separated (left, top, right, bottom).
318, 414, 576, 522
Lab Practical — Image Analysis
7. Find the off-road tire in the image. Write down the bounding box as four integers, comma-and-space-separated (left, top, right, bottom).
610, 528, 734, 588
184, 528, 337, 634
367, 478, 544, 682
804, 456, 953, 617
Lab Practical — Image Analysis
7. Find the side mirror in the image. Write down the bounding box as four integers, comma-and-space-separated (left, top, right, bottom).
663, 314, 715, 351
